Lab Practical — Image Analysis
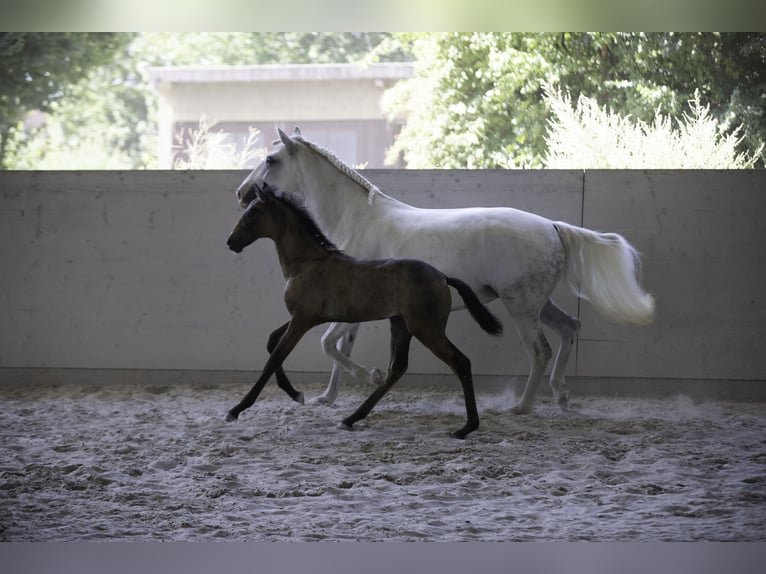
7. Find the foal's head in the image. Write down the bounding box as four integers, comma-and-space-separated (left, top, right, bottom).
227, 183, 340, 255
227, 187, 280, 253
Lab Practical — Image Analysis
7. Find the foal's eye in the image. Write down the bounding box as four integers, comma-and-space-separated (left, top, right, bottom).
265, 156, 276, 166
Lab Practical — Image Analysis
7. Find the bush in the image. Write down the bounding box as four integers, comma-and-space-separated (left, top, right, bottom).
172, 117, 264, 170
543, 87, 764, 169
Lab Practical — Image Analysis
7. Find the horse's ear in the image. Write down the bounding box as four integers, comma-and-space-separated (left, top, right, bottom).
277, 128, 297, 153
292, 126, 301, 137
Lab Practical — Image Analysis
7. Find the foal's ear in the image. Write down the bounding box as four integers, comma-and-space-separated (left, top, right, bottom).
292, 126, 301, 137
244, 199, 260, 217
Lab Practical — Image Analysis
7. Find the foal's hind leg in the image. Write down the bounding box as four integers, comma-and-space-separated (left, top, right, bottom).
541, 300, 580, 411
340, 317, 411, 431
411, 327, 479, 439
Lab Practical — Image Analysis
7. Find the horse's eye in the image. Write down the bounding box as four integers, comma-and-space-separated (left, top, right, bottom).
265, 156, 275, 166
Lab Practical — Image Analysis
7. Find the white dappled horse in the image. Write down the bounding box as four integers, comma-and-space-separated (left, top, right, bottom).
235, 127, 655, 413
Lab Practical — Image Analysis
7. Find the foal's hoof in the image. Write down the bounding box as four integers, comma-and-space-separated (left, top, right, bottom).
449, 425, 477, 439
226, 411, 239, 422
295, 392, 305, 405
337, 421, 354, 431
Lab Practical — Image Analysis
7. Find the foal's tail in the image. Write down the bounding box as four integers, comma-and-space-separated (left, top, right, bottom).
446, 277, 503, 336
553, 222, 655, 325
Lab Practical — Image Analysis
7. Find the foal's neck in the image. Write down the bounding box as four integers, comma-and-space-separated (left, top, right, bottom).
271, 217, 333, 278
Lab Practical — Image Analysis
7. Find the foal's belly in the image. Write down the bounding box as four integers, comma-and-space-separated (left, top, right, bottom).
284, 258, 445, 324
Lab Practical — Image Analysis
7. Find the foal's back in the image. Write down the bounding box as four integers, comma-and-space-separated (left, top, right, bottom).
285, 254, 452, 327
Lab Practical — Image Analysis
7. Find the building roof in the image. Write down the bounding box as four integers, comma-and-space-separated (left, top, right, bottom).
147, 62, 415, 84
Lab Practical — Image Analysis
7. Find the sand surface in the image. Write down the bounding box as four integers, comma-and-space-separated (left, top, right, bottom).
1, 379, 765, 541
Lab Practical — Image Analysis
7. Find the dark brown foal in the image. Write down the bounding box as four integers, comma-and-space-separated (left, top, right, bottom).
225, 184, 502, 438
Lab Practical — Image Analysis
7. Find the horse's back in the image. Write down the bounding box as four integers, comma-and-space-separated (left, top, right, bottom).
350, 202, 565, 292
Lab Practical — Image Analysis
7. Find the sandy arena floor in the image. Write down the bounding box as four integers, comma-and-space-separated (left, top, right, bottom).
1, 379, 765, 541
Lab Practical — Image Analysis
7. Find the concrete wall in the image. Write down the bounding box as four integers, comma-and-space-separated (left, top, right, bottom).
1, 170, 765, 395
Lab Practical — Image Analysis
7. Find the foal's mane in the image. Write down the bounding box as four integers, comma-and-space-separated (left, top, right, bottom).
270, 187, 342, 253
293, 135, 381, 205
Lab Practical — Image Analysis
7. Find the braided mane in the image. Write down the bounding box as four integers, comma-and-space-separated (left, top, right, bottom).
293, 135, 381, 205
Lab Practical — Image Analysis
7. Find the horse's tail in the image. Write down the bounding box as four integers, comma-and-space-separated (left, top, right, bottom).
446, 277, 503, 336
553, 221, 655, 325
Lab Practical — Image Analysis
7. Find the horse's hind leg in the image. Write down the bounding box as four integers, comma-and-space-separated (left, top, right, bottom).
267, 322, 305, 404
504, 301, 553, 415
340, 317, 411, 430
541, 299, 580, 411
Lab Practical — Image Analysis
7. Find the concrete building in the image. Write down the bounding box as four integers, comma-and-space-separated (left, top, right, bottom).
147, 62, 414, 169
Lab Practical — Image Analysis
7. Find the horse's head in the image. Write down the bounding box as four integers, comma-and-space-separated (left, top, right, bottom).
227, 185, 281, 253
235, 127, 305, 208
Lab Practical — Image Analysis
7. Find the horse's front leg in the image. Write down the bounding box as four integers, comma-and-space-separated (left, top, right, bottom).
227, 318, 312, 421
315, 323, 383, 404
267, 322, 305, 404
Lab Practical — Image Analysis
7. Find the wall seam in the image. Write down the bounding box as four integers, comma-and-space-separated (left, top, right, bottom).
574, 170, 585, 377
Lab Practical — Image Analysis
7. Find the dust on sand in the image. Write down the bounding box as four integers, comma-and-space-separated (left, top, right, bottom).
1, 380, 764, 541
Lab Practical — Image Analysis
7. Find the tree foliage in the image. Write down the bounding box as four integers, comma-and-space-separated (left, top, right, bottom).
0, 32, 133, 168
384, 33, 766, 168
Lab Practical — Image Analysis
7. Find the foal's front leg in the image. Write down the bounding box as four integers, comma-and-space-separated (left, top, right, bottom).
266, 322, 305, 404
227, 318, 312, 421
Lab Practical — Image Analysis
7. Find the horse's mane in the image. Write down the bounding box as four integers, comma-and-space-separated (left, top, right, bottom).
293, 135, 380, 205
267, 186, 342, 253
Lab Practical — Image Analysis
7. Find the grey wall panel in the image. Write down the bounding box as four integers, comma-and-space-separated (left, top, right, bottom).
578, 170, 766, 380
0, 170, 582, 379
2, 169, 764, 385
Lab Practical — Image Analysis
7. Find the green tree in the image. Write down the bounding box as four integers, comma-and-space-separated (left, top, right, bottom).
0, 33, 133, 168
384, 33, 765, 168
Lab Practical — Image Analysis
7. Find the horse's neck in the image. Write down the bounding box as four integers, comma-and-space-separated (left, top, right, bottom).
300, 158, 401, 250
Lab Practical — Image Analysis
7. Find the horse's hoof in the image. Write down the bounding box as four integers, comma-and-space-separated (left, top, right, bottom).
295, 392, 305, 405
368, 368, 384, 386
337, 421, 354, 431
510, 404, 532, 415
312, 394, 336, 406
226, 411, 239, 422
